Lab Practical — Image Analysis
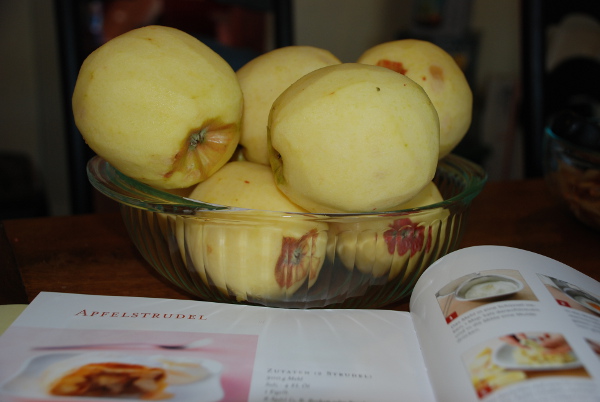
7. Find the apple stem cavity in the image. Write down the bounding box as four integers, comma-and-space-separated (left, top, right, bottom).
189, 127, 209, 151
165, 122, 235, 181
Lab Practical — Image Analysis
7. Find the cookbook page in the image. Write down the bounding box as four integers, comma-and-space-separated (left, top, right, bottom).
410, 246, 600, 402
0, 292, 435, 402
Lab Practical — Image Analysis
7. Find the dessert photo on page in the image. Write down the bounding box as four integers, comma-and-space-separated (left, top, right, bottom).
0, 327, 258, 401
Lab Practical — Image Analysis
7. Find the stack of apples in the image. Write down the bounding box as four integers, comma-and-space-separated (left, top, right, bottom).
73, 26, 472, 303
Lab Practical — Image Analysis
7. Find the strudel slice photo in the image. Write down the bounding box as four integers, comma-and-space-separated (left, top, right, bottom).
47, 361, 167, 398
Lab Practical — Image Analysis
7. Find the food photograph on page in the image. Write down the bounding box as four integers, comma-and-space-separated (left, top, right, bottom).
463, 331, 591, 399
435, 269, 537, 324
0, 328, 258, 401
538, 275, 600, 317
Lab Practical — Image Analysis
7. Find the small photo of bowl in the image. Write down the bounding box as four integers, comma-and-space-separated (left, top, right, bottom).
543, 117, 600, 231
454, 274, 524, 302
87, 154, 486, 309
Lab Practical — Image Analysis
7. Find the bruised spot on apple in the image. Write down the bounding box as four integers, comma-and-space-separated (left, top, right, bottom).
376, 59, 407, 74
428, 65, 445, 93
430, 65, 444, 81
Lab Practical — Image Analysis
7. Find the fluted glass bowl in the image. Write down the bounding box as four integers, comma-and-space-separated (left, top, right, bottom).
543, 127, 600, 230
87, 154, 487, 309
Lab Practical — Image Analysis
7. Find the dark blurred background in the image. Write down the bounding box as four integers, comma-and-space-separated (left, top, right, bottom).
1, 0, 599, 219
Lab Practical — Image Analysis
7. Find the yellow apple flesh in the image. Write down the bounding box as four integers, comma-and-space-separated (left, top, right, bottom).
327, 182, 450, 280
72, 25, 243, 189
268, 63, 440, 213
182, 161, 327, 302
358, 39, 472, 159
236, 46, 341, 165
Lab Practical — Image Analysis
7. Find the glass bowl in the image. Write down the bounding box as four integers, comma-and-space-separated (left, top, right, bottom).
87, 154, 487, 309
543, 127, 600, 230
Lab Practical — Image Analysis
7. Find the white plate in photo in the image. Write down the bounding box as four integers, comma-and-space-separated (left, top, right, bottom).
493, 343, 581, 371
0, 352, 224, 401
454, 274, 524, 302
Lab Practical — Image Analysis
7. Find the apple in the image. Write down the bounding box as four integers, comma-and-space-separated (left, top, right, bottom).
236, 46, 341, 165
327, 182, 450, 280
357, 39, 472, 159
72, 25, 243, 190
268, 63, 440, 213
181, 161, 328, 302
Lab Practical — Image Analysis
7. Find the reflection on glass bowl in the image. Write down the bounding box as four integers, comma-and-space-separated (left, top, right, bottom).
87, 154, 486, 309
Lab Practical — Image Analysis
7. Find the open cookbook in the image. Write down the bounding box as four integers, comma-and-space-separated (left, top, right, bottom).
0, 245, 599, 402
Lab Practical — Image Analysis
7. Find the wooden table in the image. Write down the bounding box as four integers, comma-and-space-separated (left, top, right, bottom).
2, 179, 599, 310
